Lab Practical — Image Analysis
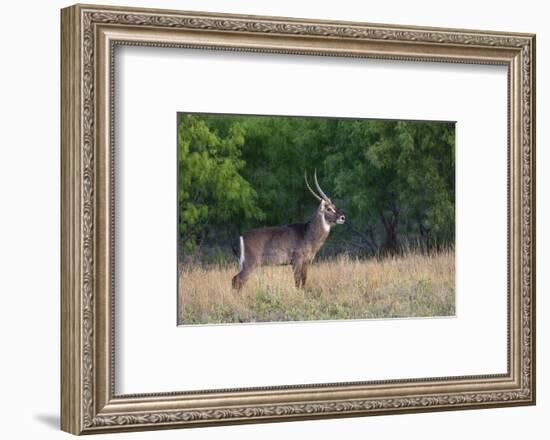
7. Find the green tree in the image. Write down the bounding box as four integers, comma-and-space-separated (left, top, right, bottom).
326, 119, 455, 253
393, 121, 455, 249
238, 116, 330, 227
177, 114, 264, 253
177, 114, 455, 261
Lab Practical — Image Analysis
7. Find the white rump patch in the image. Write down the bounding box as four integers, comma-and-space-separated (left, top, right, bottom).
238, 236, 245, 271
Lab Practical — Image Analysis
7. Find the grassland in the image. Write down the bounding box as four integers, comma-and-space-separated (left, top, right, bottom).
177, 250, 455, 325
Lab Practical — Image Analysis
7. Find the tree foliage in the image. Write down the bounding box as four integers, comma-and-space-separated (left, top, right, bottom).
177, 115, 263, 252
326, 120, 455, 252
177, 113, 455, 260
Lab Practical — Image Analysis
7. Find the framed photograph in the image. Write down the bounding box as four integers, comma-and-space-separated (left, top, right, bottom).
61, 3, 536, 435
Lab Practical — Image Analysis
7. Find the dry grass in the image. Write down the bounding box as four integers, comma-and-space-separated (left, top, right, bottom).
178, 250, 455, 325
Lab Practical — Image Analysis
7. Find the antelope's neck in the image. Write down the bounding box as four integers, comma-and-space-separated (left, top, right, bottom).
306, 214, 330, 251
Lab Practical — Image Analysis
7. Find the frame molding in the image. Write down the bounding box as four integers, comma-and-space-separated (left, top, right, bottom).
61, 3, 535, 434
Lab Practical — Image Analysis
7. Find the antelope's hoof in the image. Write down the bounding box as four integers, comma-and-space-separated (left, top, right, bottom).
231, 276, 242, 290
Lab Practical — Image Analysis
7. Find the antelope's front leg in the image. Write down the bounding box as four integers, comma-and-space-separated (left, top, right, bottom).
292, 261, 308, 288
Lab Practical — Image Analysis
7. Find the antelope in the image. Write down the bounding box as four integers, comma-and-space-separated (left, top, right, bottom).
231, 171, 346, 290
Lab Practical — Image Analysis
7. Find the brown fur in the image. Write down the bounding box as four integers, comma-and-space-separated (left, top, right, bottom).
232, 200, 345, 289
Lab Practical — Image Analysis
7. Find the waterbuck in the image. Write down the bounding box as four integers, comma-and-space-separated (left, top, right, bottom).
231, 171, 346, 290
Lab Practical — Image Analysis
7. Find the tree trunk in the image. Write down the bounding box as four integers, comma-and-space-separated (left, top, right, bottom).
418, 221, 430, 254
345, 219, 380, 255
380, 209, 400, 255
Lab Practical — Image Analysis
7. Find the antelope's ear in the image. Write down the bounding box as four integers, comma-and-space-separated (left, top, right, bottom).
319, 200, 327, 210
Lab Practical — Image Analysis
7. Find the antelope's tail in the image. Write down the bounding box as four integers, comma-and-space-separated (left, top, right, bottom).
231, 236, 245, 271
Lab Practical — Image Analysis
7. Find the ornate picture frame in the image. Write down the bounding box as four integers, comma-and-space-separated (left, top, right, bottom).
61, 3, 535, 435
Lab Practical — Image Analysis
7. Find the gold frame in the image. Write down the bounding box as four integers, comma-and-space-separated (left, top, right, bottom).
61, 3, 536, 435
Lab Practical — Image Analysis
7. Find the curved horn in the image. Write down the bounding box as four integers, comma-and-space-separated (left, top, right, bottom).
314, 169, 332, 202
304, 171, 323, 202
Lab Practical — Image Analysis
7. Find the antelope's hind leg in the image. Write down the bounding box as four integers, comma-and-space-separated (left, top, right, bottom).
232, 265, 253, 290
231, 271, 243, 290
